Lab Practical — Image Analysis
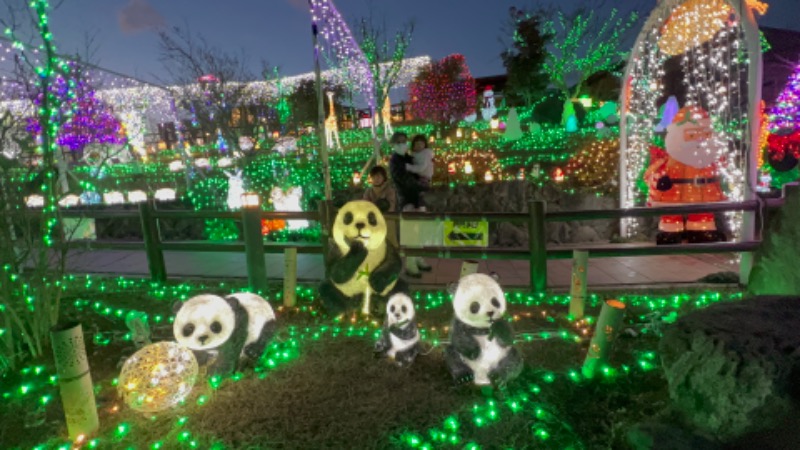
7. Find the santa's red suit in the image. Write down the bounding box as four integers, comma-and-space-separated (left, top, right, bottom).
644, 106, 727, 244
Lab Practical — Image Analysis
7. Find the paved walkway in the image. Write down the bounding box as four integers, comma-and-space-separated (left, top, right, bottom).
63, 248, 740, 290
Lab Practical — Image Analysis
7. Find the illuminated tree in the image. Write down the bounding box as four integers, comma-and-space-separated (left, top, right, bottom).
501, 7, 551, 107
0, 0, 73, 368
356, 17, 414, 132
543, 7, 638, 124
769, 63, 800, 132
408, 54, 476, 127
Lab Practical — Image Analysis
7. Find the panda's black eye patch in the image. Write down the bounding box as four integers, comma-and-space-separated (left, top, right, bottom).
343, 212, 354, 225
470, 302, 480, 314
390, 305, 395, 313
182, 323, 195, 337
401, 305, 407, 313
368, 212, 377, 226
210, 321, 222, 333
491, 297, 501, 308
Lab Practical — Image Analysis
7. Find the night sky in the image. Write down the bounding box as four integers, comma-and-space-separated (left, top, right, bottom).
39, 0, 800, 84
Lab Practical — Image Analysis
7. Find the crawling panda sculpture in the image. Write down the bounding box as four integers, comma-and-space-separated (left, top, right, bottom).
445, 273, 523, 386
374, 293, 420, 366
173, 292, 277, 376
319, 200, 405, 315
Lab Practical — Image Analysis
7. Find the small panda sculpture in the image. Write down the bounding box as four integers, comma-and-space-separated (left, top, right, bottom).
319, 200, 405, 315
173, 292, 277, 376
374, 293, 420, 366
445, 273, 523, 386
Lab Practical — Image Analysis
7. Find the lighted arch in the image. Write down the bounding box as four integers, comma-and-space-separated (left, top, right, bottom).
619, 0, 764, 240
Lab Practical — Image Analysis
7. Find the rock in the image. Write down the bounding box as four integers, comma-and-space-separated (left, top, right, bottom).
748, 184, 800, 295
572, 225, 600, 243
660, 296, 800, 440
627, 422, 720, 450
493, 222, 527, 247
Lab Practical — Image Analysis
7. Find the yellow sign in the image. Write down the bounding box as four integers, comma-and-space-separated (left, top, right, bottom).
443, 220, 488, 247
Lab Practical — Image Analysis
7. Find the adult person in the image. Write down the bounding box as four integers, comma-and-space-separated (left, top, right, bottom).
388, 132, 432, 277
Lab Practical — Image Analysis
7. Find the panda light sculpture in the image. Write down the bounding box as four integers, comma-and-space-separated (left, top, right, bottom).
319, 200, 404, 316
374, 293, 420, 367
445, 273, 523, 386
173, 293, 277, 377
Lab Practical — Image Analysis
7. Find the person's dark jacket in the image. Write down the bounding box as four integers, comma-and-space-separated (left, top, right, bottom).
389, 152, 420, 209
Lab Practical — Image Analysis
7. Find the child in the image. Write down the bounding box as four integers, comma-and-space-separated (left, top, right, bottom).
363, 165, 397, 214
406, 134, 434, 192
363, 165, 398, 247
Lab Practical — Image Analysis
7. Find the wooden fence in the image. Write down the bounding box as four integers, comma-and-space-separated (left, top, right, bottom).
30, 193, 782, 293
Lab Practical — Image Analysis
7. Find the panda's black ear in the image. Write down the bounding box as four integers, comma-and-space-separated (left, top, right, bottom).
224, 294, 245, 314
172, 301, 184, 314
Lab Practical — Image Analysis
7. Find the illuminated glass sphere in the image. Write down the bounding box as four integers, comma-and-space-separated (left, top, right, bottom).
118, 342, 198, 413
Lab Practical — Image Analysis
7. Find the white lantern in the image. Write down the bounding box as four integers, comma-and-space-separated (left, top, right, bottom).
154, 188, 176, 202
59, 194, 81, 208
25, 195, 44, 208
103, 191, 125, 205
118, 342, 198, 413
128, 190, 147, 204
217, 157, 233, 168
194, 158, 210, 169
169, 160, 185, 172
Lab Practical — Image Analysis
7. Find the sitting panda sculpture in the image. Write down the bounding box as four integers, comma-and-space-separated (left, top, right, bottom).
445, 273, 523, 386
173, 292, 277, 376
374, 293, 420, 366
319, 200, 405, 315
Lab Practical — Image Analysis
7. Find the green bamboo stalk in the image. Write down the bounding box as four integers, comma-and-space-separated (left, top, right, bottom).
582, 299, 626, 379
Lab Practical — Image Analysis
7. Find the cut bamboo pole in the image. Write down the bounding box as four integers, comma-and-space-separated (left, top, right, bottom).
582, 299, 626, 379
51, 322, 99, 440
569, 250, 589, 319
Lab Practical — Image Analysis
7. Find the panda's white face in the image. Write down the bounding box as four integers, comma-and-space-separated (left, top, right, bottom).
452, 273, 507, 329
333, 200, 388, 252
386, 293, 415, 326
173, 295, 236, 351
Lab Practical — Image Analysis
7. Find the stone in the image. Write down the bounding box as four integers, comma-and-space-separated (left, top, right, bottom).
660, 296, 800, 440
492, 222, 527, 247
572, 225, 601, 242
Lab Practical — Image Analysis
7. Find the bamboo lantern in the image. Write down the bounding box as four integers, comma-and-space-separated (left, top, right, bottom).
582, 299, 626, 379
569, 250, 589, 319
51, 322, 99, 440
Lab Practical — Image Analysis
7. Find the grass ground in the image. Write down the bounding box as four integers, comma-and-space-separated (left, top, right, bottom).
0, 279, 740, 449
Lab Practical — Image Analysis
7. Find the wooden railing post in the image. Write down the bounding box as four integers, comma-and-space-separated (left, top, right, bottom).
283, 247, 297, 307
241, 194, 269, 294
318, 199, 335, 278
529, 200, 547, 293
138, 200, 166, 283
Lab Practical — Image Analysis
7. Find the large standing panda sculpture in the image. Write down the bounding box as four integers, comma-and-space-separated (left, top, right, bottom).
173, 292, 277, 376
445, 273, 523, 386
319, 200, 405, 315
374, 293, 420, 367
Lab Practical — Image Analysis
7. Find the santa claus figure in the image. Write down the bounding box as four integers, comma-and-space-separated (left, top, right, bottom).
645, 105, 727, 244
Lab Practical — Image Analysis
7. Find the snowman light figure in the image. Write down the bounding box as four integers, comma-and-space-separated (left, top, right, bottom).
645, 105, 727, 244
481, 85, 497, 122
225, 169, 244, 211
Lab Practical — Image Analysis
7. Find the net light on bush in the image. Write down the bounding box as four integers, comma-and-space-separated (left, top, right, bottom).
118, 342, 198, 413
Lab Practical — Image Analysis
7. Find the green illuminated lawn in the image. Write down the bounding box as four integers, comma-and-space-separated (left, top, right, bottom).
0, 277, 742, 449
